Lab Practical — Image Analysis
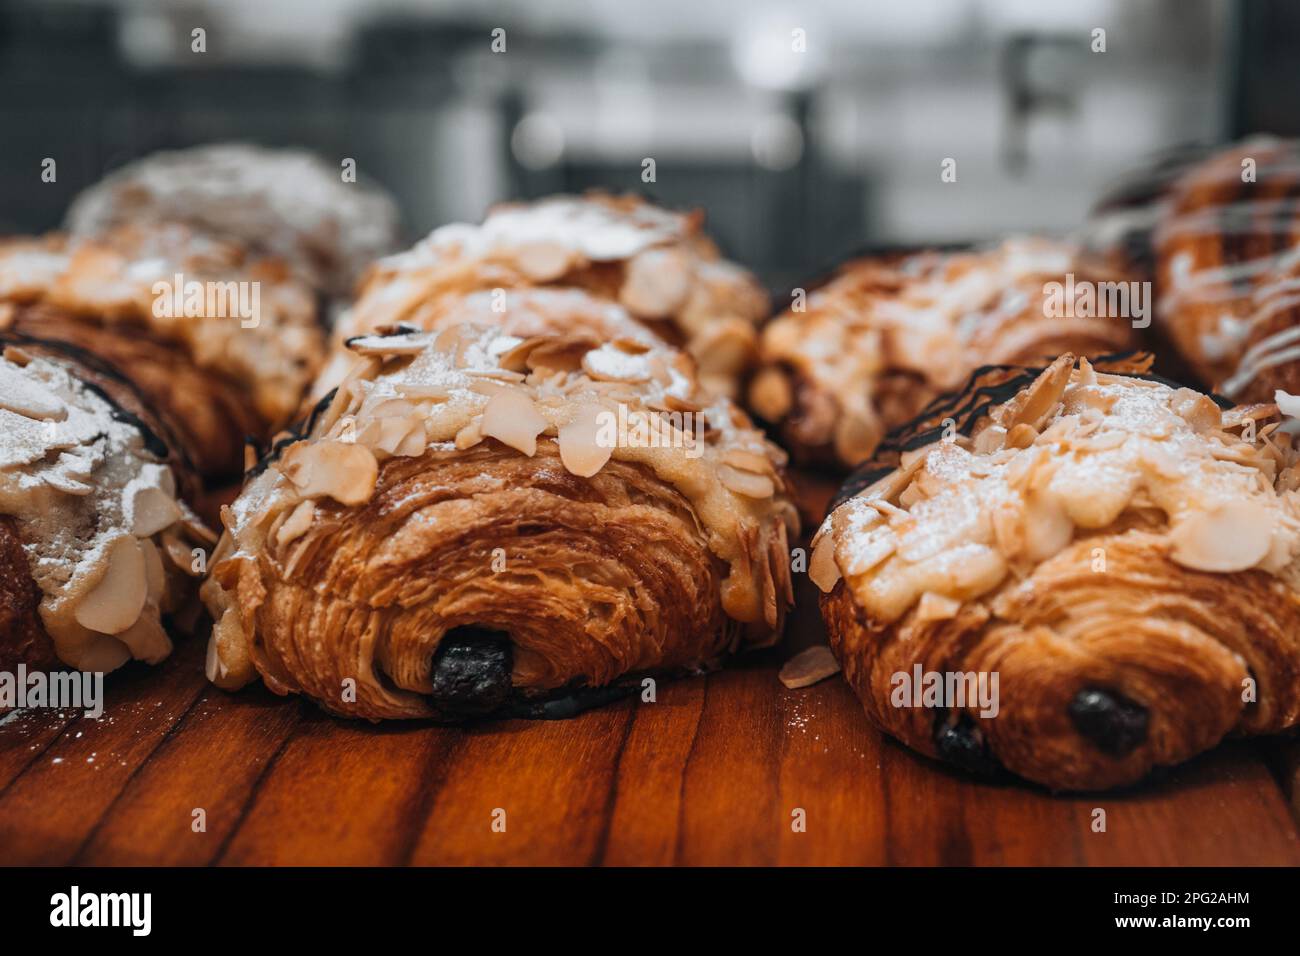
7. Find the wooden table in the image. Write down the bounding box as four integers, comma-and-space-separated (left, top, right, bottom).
2, 473, 1299, 866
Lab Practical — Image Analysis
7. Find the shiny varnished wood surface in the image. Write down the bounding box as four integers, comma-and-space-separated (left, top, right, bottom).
1, 473, 1298, 866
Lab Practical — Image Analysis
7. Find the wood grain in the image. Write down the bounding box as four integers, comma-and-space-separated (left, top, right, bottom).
1, 472, 1298, 866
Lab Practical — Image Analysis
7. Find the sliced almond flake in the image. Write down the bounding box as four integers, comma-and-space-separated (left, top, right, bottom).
480, 389, 547, 456
582, 343, 653, 383
126, 483, 182, 538
42, 470, 93, 496
809, 532, 842, 593
719, 463, 775, 499
346, 334, 432, 356
0, 363, 68, 420
779, 645, 841, 689
1006, 423, 1038, 449
512, 239, 574, 281
914, 591, 962, 623
619, 247, 692, 318
74, 535, 147, 635
720, 448, 773, 475
454, 420, 483, 450
1004, 353, 1074, 430
140, 537, 165, 602
278, 439, 379, 506
276, 499, 316, 547
1169, 501, 1273, 572
393, 382, 452, 401
557, 403, 613, 477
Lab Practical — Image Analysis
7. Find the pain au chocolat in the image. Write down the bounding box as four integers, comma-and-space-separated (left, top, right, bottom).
202, 322, 797, 720
813, 353, 1300, 790
749, 239, 1141, 469
328, 193, 769, 398
0, 335, 213, 677
1152, 138, 1300, 406
0, 223, 325, 481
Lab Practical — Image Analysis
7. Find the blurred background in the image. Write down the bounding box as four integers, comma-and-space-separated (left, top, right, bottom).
0, 0, 1294, 289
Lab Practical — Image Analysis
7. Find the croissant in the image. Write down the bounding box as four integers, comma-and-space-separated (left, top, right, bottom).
1152, 137, 1300, 395
65, 143, 402, 300
0, 223, 325, 481
0, 334, 213, 678
202, 323, 797, 720
1080, 142, 1216, 279
813, 352, 1300, 790
749, 238, 1141, 469
331, 193, 768, 397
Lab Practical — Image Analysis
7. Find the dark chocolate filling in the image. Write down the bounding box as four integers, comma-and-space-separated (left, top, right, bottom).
933, 713, 1003, 778
1068, 688, 1149, 756
429, 627, 514, 718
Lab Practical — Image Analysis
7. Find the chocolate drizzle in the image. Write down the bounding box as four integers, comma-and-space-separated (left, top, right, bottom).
829, 351, 1233, 513
0, 330, 184, 467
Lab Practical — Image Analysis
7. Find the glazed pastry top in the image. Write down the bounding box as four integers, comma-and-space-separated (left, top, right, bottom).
1153, 137, 1300, 383
752, 237, 1137, 464
0, 224, 324, 430
208, 324, 797, 686
1223, 244, 1300, 400
0, 346, 211, 670
812, 354, 1300, 625
340, 194, 768, 395
65, 143, 401, 298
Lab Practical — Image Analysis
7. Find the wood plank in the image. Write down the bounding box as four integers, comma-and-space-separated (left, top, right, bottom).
0, 637, 209, 865
0, 470, 1296, 866
408, 705, 634, 866
73, 685, 304, 866
217, 714, 460, 866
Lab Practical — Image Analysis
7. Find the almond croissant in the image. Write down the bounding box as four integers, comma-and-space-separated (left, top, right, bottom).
749, 239, 1141, 469
203, 324, 797, 720
65, 143, 402, 301
0, 223, 325, 481
1152, 137, 1300, 404
814, 353, 1300, 790
328, 193, 768, 398
0, 334, 213, 677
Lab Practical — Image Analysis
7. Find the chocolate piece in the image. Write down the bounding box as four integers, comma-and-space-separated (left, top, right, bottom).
429, 629, 513, 718
1068, 688, 1149, 756
506, 683, 637, 720
933, 715, 1002, 778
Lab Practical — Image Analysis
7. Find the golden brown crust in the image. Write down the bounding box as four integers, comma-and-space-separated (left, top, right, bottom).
222, 443, 739, 719
205, 323, 797, 720
816, 356, 1300, 790
823, 533, 1300, 791
751, 240, 1141, 469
